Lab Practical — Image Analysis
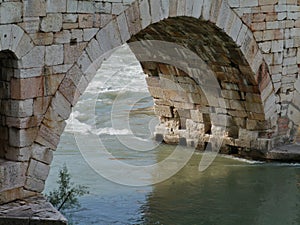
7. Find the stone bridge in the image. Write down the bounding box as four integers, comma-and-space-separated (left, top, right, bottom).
0, 0, 300, 208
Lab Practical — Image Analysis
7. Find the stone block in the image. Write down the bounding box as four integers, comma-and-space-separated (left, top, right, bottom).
10, 99, 34, 118
31, 143, 53, 165
0, 25, 22, 52
79, 14, 94, 28
163, 90, 190, 102
27, 159, 50, 181
59, 77, 81, 106
25, 176, 45, 192
229, 14, 243, 42
24, 0, 46, 17
41, 14, 63, 32
6, 116, 43, 129
190, 110, 204, 122
0, 2, 22, 24
63, 14, 78, 23
94, 14, 113, 28
139, 0, 151, 29
112, 3, 125, 15
64, 42, 87, 64
191, 0, 203, 18
14, 34, 34, 59
62, 22, 79, 29
86, 38, 103, 62
210, 0, 224, 23
51, 91, 71, 120
35, 125, 60, 150
0, 160, 27, 192
71, 29, 83, 42
245, 102, 264, 113
19, 46, 45, 69
5, 146, 31, 162
83, 28, 98, 41
67, 0, 78, 12
154, 105, 173, 117
125, 1, 141, 35
149, 0, 163, 23
240, 0, 259, 7
229, 100, 245, 111
117, 12, 130, 43
271, 40, 284, 52
54, 30, 71, 44
77, 51, 93, 75
185, 0, 194, 17
45, 45, 64, 66
46, 0, 67, 13
78, 0, 95, 13
11, 77, 44, 100
102, 20, 123, 49
43, 74, 64, 96
43, 116, 66, 137
30, 32, 54, 46
19, 18, 40, 34
52, 64, 73, 74
202, 0, 212, 20
33, 97, 52, 116
288, 104, 300, 125
221, 90, 241, 100
9, 127, 38, 148
65, 64, 87, 93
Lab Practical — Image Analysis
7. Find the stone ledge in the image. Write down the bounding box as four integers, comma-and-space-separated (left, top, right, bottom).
0, 195, 67, 225
266, 144, 300, 162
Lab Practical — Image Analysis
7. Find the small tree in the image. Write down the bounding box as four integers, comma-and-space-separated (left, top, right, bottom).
46, 164, 89, 211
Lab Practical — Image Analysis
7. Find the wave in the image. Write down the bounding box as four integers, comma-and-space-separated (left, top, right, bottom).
93, 127, 131, 136
65, 114, 132, 136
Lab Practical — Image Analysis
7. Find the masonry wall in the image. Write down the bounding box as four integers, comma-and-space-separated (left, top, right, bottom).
228, 0, 300, 142
0, 0, 298, 205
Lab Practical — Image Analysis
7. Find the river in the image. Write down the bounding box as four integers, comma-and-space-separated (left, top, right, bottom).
44, 44, 300, 225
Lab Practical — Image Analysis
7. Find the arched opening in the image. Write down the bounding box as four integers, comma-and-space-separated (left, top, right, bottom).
0, 50, 18, 159
128, 17, 275, 156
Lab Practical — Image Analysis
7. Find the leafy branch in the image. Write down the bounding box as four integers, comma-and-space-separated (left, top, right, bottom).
46, 164, 89, 211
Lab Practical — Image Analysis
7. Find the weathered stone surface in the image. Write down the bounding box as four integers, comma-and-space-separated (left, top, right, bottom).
27, 159, 50, 181
11, 77, 44, 100
0, 2, 22, 24
64, 42, 87, 64
9, 127, 38, 148
10, 99, 34, 118
0, 160, 27, 192
30, 33, 54, 46
24, 0, 46, 17
46, 45, 64, 66
19, 46, 45, 69
41, 14, 63, 32
31, 143, 53, 165
46, 0, 67, 13
5, 146, 31, 162
0, 195, 67, 225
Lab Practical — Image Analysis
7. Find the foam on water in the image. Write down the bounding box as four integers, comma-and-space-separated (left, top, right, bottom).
65, 44, 149, 136
94, 127, 131, 136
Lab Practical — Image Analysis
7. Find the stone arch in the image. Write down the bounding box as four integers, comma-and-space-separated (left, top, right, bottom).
0, 24, 37, 204
71, 0, 275, 150
21, 0, 279, 201
37, 0, 277, 160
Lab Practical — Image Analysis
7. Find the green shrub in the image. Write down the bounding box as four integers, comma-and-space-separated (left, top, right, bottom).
46, 164, 89, 211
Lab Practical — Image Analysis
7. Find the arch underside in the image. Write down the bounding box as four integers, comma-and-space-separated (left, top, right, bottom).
129, 17, 277, 156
